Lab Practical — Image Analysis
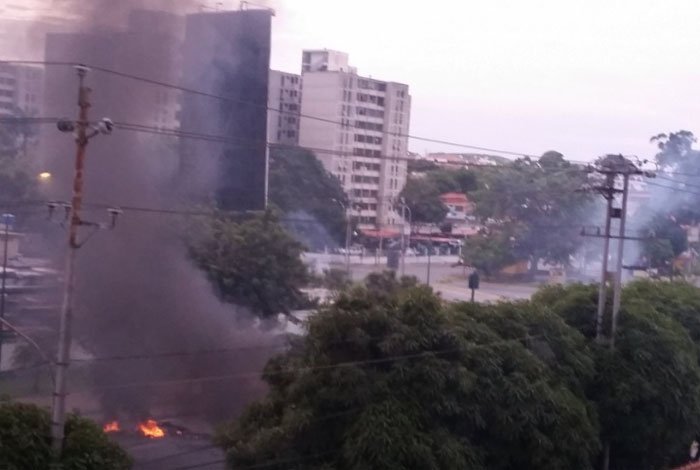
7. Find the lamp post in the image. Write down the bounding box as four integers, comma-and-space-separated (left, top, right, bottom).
333, 199, 352, 275
399, 198, 412, 277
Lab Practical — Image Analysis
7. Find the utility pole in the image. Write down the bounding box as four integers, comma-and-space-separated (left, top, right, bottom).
595, 174, 615, 342
581, 155, 649, 470
50, 64, 91, 463
0, 213, 12, 370
610, 173, 630, 350
584, 156, 644, 346
50, 65, 113, 465
426, 232, 432, 285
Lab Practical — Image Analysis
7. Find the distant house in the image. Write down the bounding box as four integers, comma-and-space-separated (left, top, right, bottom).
439, 192, 475, 221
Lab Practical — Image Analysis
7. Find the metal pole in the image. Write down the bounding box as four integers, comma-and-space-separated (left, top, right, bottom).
595, 175, 614, 342
426, 232, 432, 285
610, 174, 630, 350
51, 66, 90, 462
0, 218, 9, 370
400, 204, 406, 277
470, 288, 475, 302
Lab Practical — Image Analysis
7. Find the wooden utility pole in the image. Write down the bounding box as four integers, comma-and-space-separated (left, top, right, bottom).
50, 65, 98, 465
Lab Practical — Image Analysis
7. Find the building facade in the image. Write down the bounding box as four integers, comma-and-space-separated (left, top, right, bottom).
267, 70, 301, 145
0, 63, 43, 117
180, 9, 272, 211
297, 50, 411, 229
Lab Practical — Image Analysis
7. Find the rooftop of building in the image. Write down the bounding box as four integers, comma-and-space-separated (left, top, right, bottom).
440, 192, 471, 204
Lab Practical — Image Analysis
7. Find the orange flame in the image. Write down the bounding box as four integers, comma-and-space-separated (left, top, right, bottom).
138, 419, 165, 438
103, 421, 120, 433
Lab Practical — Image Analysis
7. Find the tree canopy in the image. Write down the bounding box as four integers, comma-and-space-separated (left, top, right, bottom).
0, 401, 131, 470
399, 167, 478, 225
0, 113, 38, 202
217, 279, 700, 469
218, 278, 600, 470
466, 152, 592, 274
533, 282, 700, 469
187, 212, 310, 318
268, 145, 348, 248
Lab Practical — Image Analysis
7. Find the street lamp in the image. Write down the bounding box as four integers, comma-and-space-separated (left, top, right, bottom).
38, 172, 52, 181
399, 198, 412, 277
332, 198, 353, 275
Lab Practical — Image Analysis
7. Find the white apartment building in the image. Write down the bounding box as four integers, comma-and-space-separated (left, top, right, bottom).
267, 70, 301, 145
298, 49, 411, 229
0, 63, 43, 117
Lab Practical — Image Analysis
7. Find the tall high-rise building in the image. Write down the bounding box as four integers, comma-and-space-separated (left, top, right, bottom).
267, 70, 301, 145
41, 10, 183, 201
0, 63, 43, 117
297, 50, 411, 229
179, 9, 272, 211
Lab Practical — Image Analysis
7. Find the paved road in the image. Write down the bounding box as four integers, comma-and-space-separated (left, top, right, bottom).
349, 261, 540, 303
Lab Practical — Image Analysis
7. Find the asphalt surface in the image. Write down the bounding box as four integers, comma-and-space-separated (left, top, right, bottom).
349, 261, 540, 302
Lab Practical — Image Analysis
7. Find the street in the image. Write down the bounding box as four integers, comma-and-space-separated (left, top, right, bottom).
348, 261, 540, 303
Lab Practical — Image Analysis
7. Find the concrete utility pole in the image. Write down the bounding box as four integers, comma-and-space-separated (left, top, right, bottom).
0, 213, 12, 370
595, 174, 615, 342
583, 156, 645, 346
581, 155, 650, 470
50, 65, 113, 465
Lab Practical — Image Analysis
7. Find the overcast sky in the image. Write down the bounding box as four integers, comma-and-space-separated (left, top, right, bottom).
2, 0, 698, 161
271, 0, 699, 161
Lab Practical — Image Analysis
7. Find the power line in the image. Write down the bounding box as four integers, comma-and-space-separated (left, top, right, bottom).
0, 59, 541, 159
67, 334, 543, 395
654, 174, 700, 190
0, 115, 589, 171
644, 180, 700, 196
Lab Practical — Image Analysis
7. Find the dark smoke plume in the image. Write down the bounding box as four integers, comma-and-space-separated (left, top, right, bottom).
35, 0, 280, 423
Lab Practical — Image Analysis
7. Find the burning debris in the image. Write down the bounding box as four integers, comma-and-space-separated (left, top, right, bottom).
103, 420, 120, 433
102, 418, 169, 439
138, 419, 166, 439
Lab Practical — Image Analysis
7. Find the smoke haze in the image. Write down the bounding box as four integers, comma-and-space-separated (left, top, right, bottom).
29, 0, 280, 423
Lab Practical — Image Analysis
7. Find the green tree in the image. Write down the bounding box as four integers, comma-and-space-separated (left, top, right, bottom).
399, 168, 477, 224
0, 112, 38, 202
0, 401, 131, 469
534, 282, 700, 469
218, 279, 599, 470
398, 177, 448, 224
472, 153, 591, 273
268, 146, 348, 247
461, 229, 516, 276
188, 212, 310, 318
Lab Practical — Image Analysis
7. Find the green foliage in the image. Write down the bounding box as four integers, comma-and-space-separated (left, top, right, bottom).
268, 146, 348, 246
0, 401, 131, 469
471, 153, 591, 268
461, 230, 516, 276
640, 214, 688, 268
407, 158, 439, 173
0, 113, 38, 202
321, 268, 352, 293
400, 168, 478, 224
398, 177, 448, 224
535, 282, 700, 469
219, 278, 599, 470
188, 212, 310, 318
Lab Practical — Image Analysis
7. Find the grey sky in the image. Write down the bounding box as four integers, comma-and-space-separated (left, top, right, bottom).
3, 0, 698, 161
272, 0, 699, 161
